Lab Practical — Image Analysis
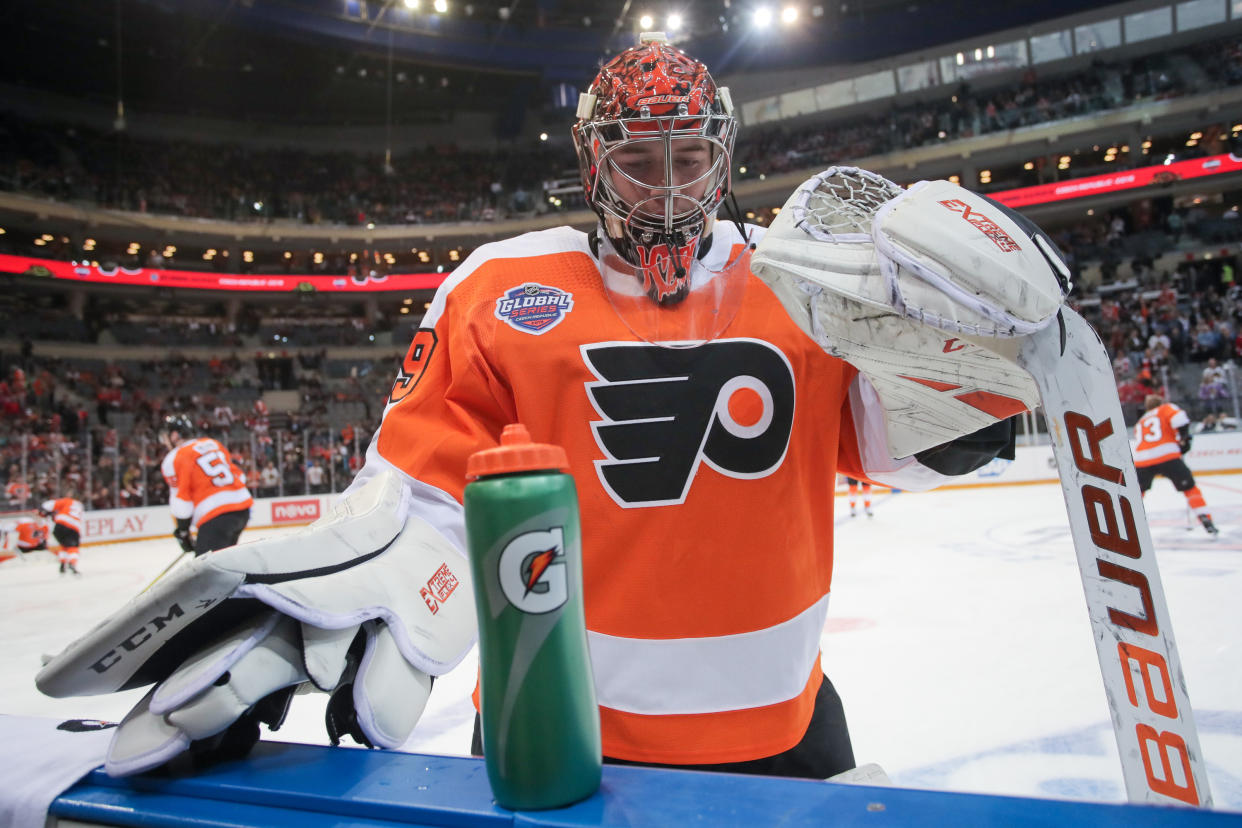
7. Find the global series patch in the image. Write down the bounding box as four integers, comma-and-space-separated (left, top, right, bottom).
494, 283, 574, 334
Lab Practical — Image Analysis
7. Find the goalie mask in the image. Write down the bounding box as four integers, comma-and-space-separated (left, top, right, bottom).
573, 34, 746, 342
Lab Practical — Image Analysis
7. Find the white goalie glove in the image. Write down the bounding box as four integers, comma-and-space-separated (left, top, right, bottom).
751, 167, 1070, 458
754, 169, 1219, 807
35, 471, 476, 777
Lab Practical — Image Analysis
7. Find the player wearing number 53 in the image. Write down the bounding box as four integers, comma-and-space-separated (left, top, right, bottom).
159, 413, 253, 555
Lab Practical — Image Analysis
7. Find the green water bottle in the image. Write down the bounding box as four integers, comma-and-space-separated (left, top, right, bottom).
463, 423, 602, 810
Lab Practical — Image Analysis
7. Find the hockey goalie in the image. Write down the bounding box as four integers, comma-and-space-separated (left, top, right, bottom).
35, 34, 1208, 810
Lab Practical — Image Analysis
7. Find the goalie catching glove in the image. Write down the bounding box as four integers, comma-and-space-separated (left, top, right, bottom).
36, 470, 476, 777
751, 167, 1070, 459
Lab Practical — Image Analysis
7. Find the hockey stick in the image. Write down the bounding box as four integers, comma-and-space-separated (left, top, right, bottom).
1013, 308, 1211, 807
140, 547, 191, 594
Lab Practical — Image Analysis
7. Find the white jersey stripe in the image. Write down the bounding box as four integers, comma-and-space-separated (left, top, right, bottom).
587, 593, 829, 715
169, 494, 194, 520
1133, 443, 1182, 464
192, 487, 253, 526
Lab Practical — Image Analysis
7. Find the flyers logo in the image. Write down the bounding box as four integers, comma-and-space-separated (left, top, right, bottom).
582, 339, 795, 507
390, 328, 438, 405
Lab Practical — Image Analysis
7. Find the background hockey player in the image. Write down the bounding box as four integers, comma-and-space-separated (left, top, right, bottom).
0, 513, 48, 561
844, 476, 873, 517
1133, 393, 1218, 536
158, 413, 253, 555
11, 514, 49, 554
39, 495, 83, 575
37, 34, 1072, 784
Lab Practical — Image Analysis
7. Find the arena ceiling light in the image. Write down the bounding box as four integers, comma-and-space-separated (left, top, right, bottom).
753, 6, 773, 27
780, 6, 798, 24
639, 13, 654, 29
403, 0, 419, 7
433, 0, 447, 13
667, 13, 683, 30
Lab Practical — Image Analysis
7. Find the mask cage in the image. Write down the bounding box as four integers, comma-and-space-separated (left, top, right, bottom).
574, 111, 736, 240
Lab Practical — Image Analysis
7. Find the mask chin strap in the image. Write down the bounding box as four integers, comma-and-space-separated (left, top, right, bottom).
723, 191, 755, 250
658, 229, 690, 283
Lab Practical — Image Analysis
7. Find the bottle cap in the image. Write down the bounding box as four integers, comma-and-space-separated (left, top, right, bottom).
466, 423, 569, 479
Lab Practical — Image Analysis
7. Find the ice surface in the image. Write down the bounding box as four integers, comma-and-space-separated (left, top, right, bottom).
4, 476, 1240, 809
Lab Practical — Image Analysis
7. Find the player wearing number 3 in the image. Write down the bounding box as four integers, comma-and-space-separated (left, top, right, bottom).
39, 495, 84, 574
159, 413, 253, 555
1133, 394, 1219, 537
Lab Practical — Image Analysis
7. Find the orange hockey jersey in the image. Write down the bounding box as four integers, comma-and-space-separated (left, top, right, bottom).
354, 223, 948, 765
1133, 402, 1190, 468
160, 438, 253, 527
41, 497, 83, 533
11, 518, 48, 550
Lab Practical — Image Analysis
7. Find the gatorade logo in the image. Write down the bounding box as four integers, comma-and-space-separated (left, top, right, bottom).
498, 527, 567, 614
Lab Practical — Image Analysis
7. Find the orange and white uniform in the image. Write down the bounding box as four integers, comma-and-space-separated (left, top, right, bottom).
42, 497, 84, 571
1132, 400, 1215, 526
1133, 402, 1190, 467
5, 480, 30, 506
42, 497, 84, 534
160, 438, 253, 528
14, 518, 49, 550
1, 517, 47, 556
349, 223, 952, 765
